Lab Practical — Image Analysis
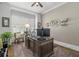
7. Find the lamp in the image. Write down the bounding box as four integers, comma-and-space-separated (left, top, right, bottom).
25, 24, 30, 28
24, 24, 30, 36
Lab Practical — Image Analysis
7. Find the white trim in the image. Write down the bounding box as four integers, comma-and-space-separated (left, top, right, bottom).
54, 40, 79, 52
10, 7, 37, 15
42, 2, 67, 15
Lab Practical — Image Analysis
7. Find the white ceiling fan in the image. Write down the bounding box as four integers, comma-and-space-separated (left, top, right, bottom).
31, 2, 43, 8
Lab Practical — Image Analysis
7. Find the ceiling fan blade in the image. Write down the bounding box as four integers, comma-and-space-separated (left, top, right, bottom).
38, 2, 43, 7
31, 2, 36, 7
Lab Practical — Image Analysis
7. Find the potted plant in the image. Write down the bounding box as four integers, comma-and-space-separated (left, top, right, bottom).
1, 32, 12, 48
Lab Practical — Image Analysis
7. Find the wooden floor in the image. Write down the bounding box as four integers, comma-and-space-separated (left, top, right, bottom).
13, 42, 33, 57
11, 42, 79, 57
8, 46, 14, 57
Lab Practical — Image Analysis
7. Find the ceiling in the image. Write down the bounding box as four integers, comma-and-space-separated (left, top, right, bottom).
8, 2, 65, 14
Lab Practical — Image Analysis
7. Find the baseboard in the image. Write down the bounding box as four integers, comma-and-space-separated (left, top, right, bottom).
54, 40, 79, 52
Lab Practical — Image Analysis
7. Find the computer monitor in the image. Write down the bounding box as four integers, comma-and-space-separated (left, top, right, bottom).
37, 28, 50, 37
37, 29, 43, 37
43, 28, 50, 37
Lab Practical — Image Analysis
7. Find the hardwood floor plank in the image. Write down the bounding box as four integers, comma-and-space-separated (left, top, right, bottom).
12, 42, 79, 57
8, 46, 14, 57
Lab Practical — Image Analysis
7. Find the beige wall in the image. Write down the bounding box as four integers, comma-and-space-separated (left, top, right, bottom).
0, 3, 11, 35
43, 2, 79, 46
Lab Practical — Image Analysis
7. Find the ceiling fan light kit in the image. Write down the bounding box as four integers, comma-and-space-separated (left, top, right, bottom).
31, 2, 43, 8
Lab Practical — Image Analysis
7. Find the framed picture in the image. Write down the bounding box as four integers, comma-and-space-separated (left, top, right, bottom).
2, 17, 10, 27
38, 22, 42, 28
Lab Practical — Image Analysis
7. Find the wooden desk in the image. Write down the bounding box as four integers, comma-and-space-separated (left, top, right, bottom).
25, 37, 54, 57
33, 38, 54, 57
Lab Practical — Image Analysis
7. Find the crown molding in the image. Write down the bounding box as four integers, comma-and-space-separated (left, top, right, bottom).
8, 2, 38, 15
42, 2, 68, 15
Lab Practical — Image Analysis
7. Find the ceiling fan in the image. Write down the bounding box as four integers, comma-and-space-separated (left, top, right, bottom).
31, 2, 43, 8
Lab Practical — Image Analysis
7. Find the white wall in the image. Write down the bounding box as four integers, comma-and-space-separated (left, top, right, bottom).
11, 10, 35, 33
35, 13, 42, 29
43, 2, 79, 46
0, 3, 11, 35
0, 2, 40, 35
